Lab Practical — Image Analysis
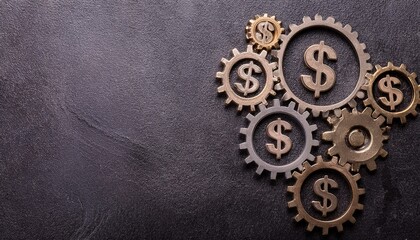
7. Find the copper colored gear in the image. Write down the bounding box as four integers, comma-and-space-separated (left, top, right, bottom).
322, 107, 389, 172
362, 62, 420, 124
216, 45, 278, 111
246, 13, 284, 51
287, 156, 365, 235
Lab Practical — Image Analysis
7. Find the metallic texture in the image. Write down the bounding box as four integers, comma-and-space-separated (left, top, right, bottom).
216, 45, 278, 111
272, 14, 373, 117
362, 62, 420, 124
239, 99, 319, 179
246, 13, 284, 51
322, 107, 389, 172
287, 156, 365, 235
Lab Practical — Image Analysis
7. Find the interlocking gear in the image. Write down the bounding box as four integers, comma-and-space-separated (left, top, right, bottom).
246, 13, 284, 51
272, 14, 372, 117
322, 107, 389, 172
362, 62, 420, 124
239, 99, 319, 179
287, 156, 365, 235
216, 45, 278, 111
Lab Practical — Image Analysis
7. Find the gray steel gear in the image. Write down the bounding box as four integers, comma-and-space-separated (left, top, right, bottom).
239, 99, 319, 179
272, 14, 373, 117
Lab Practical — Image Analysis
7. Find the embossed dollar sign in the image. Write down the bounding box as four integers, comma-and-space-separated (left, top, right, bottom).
256, 21, 274, 44
312, 175, 338, 217
234, 61, 261, 96
378, 74, 403, 111
265, 118, 292, 159
301, 41, 337, 99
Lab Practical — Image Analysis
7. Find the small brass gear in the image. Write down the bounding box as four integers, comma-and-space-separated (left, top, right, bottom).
322, 107, 389, 172
246, 13, 284, 51
287, 156, 365, 235
362, 62, 420, 124
216, 45, 278, 111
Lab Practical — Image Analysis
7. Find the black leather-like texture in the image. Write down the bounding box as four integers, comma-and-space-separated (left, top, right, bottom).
0, 1, 419, 239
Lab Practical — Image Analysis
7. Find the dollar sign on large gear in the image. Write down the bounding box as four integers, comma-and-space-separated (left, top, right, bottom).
301, 41, 337, 98
378, 74, 403, 111
312, 175, 338, 217
265, 118, 293, 159
362, 62, 420, 124
287, 156, 365, 235
234, 61, 261, 96
246, 13, 284, 51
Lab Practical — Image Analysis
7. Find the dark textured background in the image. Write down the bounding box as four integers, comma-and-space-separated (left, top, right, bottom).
0, 0, 419, 239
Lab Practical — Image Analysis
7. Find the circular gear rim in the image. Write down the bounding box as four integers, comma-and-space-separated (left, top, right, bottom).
322, 107, 389, 172
216, 45, 278, 111
239, 99, 320, 179
272, 14, 373, 117
287, 156, 365, 235
362, 62, 420, 124
245, 13, 284, 51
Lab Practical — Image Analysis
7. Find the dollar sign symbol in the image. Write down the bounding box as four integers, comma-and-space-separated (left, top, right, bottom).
378, 74, 403, 111
312, 175, 338, 217
234, 61, 261, 96
301, 41, 337, 99
256, 21, 274, 44
265, 118, 292, 159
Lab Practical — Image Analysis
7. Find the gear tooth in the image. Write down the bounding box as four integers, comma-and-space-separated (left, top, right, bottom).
339, 157, 347, 166
344, 24, 352, 32
307, 154, 315, 161
237, 104, 243, 111
221, 58, 229, 65
269, 62, 277, 69
375, 115, 385, 125
259, 50, 267, 58
302, 16, 312, 23
327, 146, 339, 156
216, 71, 224, 79
326, 16, 335, 23
322, 227, 329, 236
386, 116, 393, 125
366, 63, 373, 70
360, 43, 367, 50
387, 62, 394, 68
246, 45, 253, 53
295, 214, 303, 222
358, 188, 366, 195
239, 142, 247, 150
315, 155, 324, 163
303, 161, 311, 169
239, 128, 247, 135
292, 171, 302, 178
363, 98, 372, 107
348, 99, 357, 108
246, 113, 255, 121
322, 111, 330, 118
372, 109, 380, 118
288, 101, 296, 109
244, 156, 253, 164
344, 163, 351, 171
261, 99, 268, 105
363, 107, 373, 115
232, 48, 240, 56
380, 148, 388, 157
351, 108, 358, 114
334, 108, 342, 117
357, 203, 364, 210
349, 216, 356, 224
356, 91, 365, 99
411, 72, 417, 79
273, 98, 280, 106
337, 224, 344, 232
271, 50, 279, 58
336, 21, 343, 28
263, 13, 268, 17
352, 31, 359, 38
258, 104, 266, 112
302, 111, 310, 119
297, 164, 304, 171
400, 116, 407, 124
365, 73, 373, 79
383, 134, 390, 141
225, 97, 233, 105
280, 34, 287, 41
353, 173, 361, 181
312, 109, 320, 117
285, 171, 292, 179
411, 110, 418, 117
217, 86, 226, 93
274, 83, 282, 91
375, 64, 382, 70
289, 23, 298, 31
288, 199, 297, 208
270, 90, 276, 95
351, 163, 361, 172
255, 165, 264, 175
309, 124, 318, 132
270, 171, 277, 180
312, 140, 320, 147
287, 186, 295, 193
331, 157, 338, 164
322, 131, 333, 141
249, 105, 255, 112
364, 53, 371, 61
306, 223, 315, 232
283, 92, 292, 101
314, 14, 322, 21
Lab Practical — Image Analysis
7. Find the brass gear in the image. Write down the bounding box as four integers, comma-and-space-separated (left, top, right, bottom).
287, 156, 365, 235
362, 62, 420, 124
322, 107, 389, 172
245, 13, 284, 51
216, 45, 278, 111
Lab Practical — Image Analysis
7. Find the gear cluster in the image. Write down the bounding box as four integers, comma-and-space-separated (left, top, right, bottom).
214, 13, 419, 235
